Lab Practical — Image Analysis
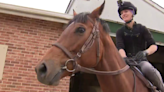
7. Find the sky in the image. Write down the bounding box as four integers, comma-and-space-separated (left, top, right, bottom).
152, 0, 164, 8
0, 0, 163, 13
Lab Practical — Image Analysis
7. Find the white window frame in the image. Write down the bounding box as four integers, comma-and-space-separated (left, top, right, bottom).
0, 45, 8, 80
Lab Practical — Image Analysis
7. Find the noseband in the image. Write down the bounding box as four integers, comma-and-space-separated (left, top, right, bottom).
52, 16, 129, 75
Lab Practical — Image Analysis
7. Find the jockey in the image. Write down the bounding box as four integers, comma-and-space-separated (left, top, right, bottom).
116, 1, 164, 91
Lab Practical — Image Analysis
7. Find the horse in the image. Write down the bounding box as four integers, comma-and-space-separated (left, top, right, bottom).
35, 1, 151, 92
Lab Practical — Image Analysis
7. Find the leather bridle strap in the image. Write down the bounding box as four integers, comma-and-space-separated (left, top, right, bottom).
53, 42, 130, 75
75, 64, 130, 75
53, 43, 73, 59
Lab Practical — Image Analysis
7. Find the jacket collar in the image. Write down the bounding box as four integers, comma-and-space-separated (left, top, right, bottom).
125, 21, 137, 30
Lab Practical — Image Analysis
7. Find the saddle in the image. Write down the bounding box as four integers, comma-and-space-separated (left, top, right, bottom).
127, 58, 160, 92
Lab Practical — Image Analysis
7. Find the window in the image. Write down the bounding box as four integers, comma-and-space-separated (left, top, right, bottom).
0, 45, 8, 80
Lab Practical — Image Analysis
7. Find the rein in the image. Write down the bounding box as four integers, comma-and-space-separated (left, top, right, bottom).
52, 16, 129, 75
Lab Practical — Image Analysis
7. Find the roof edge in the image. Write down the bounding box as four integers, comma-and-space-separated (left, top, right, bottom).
65, 0, 75, 14
0, 2, 73, 24
143, 0, 164, 14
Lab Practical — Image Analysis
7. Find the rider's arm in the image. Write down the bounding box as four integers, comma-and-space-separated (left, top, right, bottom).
142, 26, 158, 55
145, 45, 157, 55
118, 49, 127, 58
116, 30, 127, 58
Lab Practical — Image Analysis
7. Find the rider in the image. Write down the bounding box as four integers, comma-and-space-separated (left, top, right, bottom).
116, 1, 164, 91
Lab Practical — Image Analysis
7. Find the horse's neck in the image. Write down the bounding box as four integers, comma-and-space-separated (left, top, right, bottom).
95, 34, 134, 92
96, 33, 127, 71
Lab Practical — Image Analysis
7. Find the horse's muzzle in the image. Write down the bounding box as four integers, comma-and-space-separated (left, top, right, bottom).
35, 60, 61, 85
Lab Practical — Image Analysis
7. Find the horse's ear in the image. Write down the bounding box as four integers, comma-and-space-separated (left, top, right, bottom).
89, 1, 105, 19
73, 9, 77, 16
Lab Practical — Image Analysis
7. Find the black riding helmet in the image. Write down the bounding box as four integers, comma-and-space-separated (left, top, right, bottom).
117, 1, 137, 23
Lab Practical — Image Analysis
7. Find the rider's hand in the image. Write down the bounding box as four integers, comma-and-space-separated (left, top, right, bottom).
123, 57, 128, 62
123, 57, 130, 64
135, 51, 148, 60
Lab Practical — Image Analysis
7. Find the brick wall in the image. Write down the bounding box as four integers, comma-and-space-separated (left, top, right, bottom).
0, 13, 70, 92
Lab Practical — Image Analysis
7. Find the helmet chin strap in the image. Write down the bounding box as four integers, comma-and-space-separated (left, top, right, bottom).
125, 18, 133, 24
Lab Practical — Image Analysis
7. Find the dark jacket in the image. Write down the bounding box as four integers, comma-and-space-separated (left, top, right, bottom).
116, 22, 156, 57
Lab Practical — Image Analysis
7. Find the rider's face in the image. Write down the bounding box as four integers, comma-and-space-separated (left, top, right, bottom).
121, 9, 133, 22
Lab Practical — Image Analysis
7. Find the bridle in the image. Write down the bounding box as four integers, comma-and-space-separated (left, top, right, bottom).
52, 16, 129, 75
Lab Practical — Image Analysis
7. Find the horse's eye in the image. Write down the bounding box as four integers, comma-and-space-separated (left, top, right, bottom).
76, 27, 85, 33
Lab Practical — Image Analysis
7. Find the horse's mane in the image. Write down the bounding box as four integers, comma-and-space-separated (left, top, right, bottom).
67, 12, 111, 33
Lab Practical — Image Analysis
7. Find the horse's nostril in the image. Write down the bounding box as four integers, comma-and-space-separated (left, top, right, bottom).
39, 63, 47, 74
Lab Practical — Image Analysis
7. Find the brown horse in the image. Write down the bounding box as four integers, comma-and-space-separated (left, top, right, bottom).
35, 1, 150, 92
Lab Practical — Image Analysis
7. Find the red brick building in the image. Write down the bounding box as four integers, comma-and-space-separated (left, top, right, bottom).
0, 3, 72, 92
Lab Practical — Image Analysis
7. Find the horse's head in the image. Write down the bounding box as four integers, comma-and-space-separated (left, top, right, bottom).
35, 1, 109, 86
